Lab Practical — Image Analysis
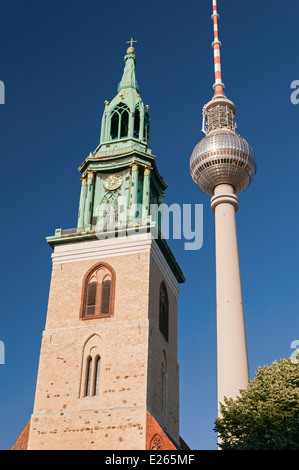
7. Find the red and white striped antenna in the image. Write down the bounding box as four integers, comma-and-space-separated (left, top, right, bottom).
212, 0, 225, 96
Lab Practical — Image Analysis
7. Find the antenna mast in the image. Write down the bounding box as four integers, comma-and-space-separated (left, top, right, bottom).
212, 0, 225, 96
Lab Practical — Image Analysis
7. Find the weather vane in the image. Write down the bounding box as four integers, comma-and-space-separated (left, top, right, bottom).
126, 37, 138, 48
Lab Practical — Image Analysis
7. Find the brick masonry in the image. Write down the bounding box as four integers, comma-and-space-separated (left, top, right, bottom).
146, 411, 177, 450
12, 236, 186, 450
11, 421, 31, 450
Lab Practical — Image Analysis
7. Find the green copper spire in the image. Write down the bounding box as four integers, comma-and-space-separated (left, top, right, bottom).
118, 39, 139, 93
46, 41, 186, 285
98, 41, 151, 151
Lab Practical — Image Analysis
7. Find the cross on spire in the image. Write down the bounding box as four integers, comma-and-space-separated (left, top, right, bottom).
126, 37, 138, 48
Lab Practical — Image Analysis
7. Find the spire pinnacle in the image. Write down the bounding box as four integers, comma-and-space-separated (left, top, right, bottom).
126, 37, 138, 48
126, 37, 138, 56
98, 42, 151, 150
118, 40, 139, 93
212, 0, 225, 97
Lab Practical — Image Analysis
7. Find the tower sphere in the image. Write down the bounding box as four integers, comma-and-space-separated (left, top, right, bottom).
190, 130, 256, 196
126, 46, 136, 55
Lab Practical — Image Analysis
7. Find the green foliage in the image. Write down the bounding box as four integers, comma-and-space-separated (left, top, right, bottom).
214, 356, 299, 450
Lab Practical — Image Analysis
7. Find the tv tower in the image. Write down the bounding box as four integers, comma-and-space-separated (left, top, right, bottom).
190, 0, 257, 415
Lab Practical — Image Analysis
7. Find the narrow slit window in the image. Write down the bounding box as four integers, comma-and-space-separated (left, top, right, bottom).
134, 108, 140, 138
85, 357, 93, 397
94, 356, 101, 396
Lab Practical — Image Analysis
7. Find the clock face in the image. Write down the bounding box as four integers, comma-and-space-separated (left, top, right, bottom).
104, 175, 123, 191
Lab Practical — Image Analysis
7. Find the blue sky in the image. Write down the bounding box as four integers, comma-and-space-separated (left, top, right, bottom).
0, 0, 299, 450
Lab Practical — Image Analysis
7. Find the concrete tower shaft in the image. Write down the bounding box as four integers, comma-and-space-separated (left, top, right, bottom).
211, 184, 250, 415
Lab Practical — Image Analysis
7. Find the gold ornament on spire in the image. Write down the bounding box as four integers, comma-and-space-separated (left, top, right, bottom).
126, 37, 138, 54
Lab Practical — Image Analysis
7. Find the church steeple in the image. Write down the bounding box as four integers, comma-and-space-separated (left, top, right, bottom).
99, 41, 151, 151
118, 39, 139, 93
46, 41, 169, 244
14, 40, 187, 452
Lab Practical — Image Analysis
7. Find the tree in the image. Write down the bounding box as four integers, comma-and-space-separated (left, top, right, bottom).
214, 356, 299, 450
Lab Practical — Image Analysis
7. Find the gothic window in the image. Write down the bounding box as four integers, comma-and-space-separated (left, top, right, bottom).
85, 356, 93, 396
133, 107, 140, 138
120, 109, 129, 138
159, 282, 169, 341
86, 279, 97, 316
98, 191, 120, 232
80, 335, 103, 398
150, 434, 163, 450
110, 103, 130, 140
110, 112, 119, 140
144, 111, 150, 143
81, 263, 115, 319
94, 356, 101, 396
101, 279, 111, 314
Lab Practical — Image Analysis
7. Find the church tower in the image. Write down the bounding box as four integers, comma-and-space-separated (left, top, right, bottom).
15, 41, 186, 451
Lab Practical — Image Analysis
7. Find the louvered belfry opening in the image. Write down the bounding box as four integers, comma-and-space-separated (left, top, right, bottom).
86, 281, 97, 316
110, 103, 130, 140
133, 107, 140, 138
100, 279, 111, 315
81, 263, 115, 319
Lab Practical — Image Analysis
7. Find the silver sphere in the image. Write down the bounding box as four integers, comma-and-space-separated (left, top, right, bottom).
190, 131, 256, 196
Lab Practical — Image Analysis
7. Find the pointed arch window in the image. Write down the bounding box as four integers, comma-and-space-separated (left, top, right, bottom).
120, 109, 129, 138
86, 279, 97, 316
101, 278, 111, 314
85, 356, 93, 396
84, 355, 101, 397
99, 191, 120, 231
110, 103, 130, 140
81, 263, 116, 319
94, 356, 101, 396
110, 112, 119, 140
80, 335, 103, 398
150, 434, 163, 450
134, 107, 140, 138
159, 282, 169, 341
144, 111, 151, 144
